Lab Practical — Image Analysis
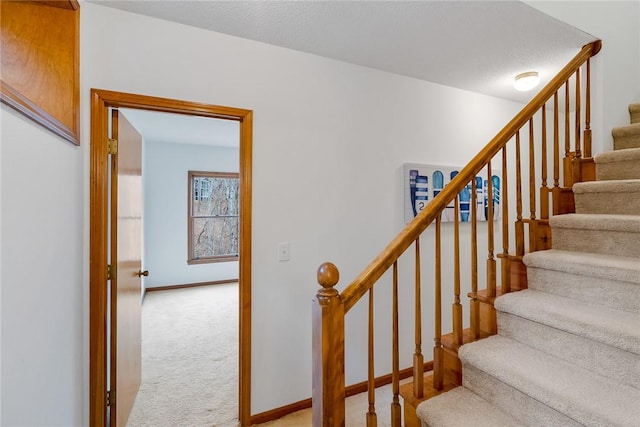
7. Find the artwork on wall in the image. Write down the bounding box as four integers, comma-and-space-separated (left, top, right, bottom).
403, 163, 501, 224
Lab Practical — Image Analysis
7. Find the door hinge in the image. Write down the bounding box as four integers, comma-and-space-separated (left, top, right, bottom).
106, 390, 113, 407
107, 264, 116, 281
107, 138, 118, 155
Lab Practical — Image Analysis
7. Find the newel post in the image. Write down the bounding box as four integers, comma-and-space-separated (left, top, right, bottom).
312, 262, 345, 427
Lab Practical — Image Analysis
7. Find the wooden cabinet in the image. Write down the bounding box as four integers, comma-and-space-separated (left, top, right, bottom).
1, 1, 80, 145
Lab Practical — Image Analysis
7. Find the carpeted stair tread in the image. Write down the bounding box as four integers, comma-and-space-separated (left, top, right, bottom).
523, 249, 640, 313
523, 249, 640, 284
573, 179, 640, 214
550, 213, 640, 257
612, 122, 640, 150
595, 147, 640, 180
495, 290, 640, 355
631, 103, 640, 124
550, 213, 640, 232
417, 387, 523, 427
459, 336, 640, 427
595, 146, 640, 164
612, 122, 640, 138
574, 178, 640, 193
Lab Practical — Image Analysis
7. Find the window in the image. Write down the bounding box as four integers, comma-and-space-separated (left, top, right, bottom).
188, 171, 239, 264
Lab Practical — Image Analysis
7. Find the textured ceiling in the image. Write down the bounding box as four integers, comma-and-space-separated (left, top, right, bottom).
89, 0, 597, 104
90, 1, 597, 146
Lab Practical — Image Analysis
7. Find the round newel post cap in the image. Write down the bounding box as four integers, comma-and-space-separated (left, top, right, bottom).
317, 262, 339, 288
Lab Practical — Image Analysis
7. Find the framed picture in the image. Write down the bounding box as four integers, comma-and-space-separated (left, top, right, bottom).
403, 163, 501, 224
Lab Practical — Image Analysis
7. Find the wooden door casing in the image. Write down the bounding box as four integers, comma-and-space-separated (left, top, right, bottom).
90, 89, 253, 426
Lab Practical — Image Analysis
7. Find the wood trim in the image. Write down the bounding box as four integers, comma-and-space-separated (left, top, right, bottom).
187, 256, 239, 265
239, 110, 253, 426
0, 81, 79, 143
187, 170, 240, 264
89, 90, 109, 427
250, 362, 433, 425
250, 398, 313, 425
346, 362, 434, 398
33, 1, 80, 10
0, 1, 80, 144
145, 279, 238, 293
90, 89, 253, 426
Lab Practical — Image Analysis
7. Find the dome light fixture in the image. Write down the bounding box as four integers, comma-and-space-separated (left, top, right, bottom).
513, 71, 540, 92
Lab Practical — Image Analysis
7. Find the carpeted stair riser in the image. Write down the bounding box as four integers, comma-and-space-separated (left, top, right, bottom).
595, 147, 640, 180
417, 388, 522, 427
550, 214, 640, 258
459, 336, 640, 427
526, 265, 640, 313
612, 123, 640, 150
497, 311, 640, 389
630, 103, 640, 124
573, 179, 640, 215
461, 363, 581, 427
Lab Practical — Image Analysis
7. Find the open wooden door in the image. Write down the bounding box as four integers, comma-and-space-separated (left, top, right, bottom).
110, 109, 143, 426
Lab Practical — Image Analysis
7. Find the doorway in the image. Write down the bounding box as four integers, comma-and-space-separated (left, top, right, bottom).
89, 89, 253, 426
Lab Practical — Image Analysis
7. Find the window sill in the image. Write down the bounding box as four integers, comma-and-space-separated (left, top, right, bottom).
187, 256, 239, 265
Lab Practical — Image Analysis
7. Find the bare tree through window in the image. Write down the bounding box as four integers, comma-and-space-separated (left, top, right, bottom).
188, 171, 239, 264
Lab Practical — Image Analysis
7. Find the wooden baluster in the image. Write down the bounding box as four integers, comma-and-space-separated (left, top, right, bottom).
553, 92, 561, 215
565, 81, 570, 158
584, 59, 592, 157
391, 262, 401, 427
453, 197, 463, 345
433, 215, 443, 391
564, 81, 572, 187
470, 179, 479, 340
366, 288, 377, 427
486, 160, 496, 297
501, 146, 511, 294
528, 118, 536, 253
529, 118, 536, 221
515, 132, 525, 257
554, 92, 560, 189
413, 238, 424, 398
540, 105, 550, 220
575, 67, 582, 158
312, 263, 345, 427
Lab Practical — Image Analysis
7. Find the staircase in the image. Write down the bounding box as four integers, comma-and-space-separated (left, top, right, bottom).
416, 103, 640, 426
311, 41, 617, 427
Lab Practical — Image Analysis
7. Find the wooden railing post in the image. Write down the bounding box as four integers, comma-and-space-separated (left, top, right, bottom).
313, 262, 345, 427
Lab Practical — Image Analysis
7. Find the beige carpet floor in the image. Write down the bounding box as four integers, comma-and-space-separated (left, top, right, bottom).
126, 283, 413, 426
127, 283, 239, 426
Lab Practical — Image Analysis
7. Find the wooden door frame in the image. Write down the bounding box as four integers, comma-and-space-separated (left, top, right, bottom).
89, 89, 253, 426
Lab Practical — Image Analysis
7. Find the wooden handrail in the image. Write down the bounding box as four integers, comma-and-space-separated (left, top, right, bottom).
341, 40, 601, 313
313, 40, 601, 427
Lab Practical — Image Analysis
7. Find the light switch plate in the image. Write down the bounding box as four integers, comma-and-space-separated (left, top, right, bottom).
278, 242, 291, 261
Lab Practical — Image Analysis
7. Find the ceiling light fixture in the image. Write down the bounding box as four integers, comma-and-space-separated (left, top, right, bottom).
513, 71, 540, 92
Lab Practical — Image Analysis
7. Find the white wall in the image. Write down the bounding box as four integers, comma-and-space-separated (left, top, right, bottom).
143, 140, 239, 288
81, 4, 528, 414
0, 2, 637, 424
0, 105, 85, 426
527, 1, 640, 152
